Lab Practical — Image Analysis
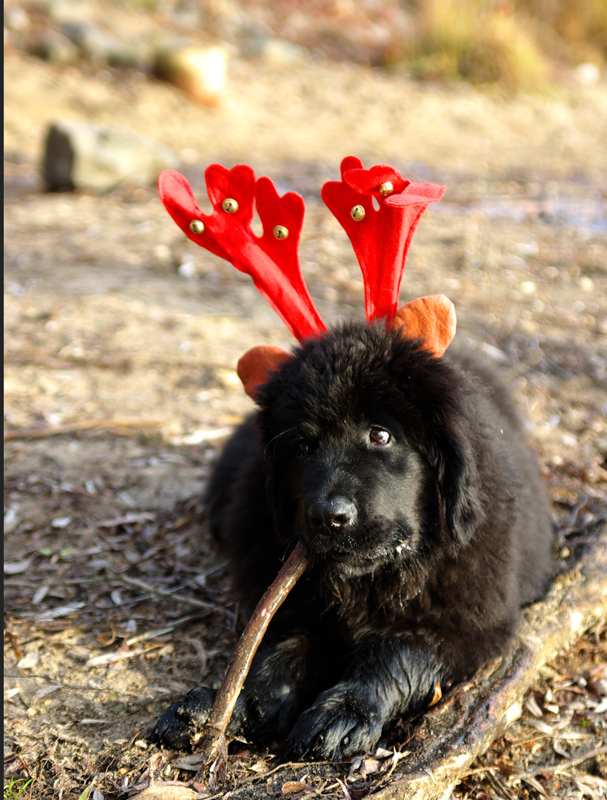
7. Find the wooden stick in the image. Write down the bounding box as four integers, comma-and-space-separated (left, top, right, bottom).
119, 575, 223, 613
4, 418, 164, 440
195, 540, 309, 781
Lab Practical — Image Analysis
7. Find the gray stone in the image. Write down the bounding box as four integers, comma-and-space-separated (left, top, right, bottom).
42, 120, 179, 192
26, 29, 81, 65
240, 35, 309, 65
59, 20, 135, 66
4, 5, 30, 33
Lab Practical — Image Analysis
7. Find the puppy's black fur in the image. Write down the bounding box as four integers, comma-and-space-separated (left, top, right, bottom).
152, 322, 554, 760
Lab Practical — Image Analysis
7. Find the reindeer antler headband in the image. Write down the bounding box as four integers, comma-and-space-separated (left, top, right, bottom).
159, 157, 456, 400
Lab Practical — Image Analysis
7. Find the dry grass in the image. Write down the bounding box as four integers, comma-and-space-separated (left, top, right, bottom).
248, 0, 606, 88
517, 0, 607, 64
405, 0, 549, 89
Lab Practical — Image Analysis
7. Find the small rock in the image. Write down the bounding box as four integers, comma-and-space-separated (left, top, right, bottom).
506, 254, 526, 268
4, 5, 30, 33
60, 20, 140, 67
514, 241, 538, 257
153, 45, 228, 106
17, 650, 39, 670
573, 62, 600, 85
241, 35, 308, 65
215, 367, 240, 389
27, 29, 80, 65
177, 258, 197, 278
260, 38, 308, 65
42, 119, 178, 192
48, 0, 92, 24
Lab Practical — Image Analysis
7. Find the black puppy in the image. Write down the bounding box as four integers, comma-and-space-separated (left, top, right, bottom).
152, 321, 554, 760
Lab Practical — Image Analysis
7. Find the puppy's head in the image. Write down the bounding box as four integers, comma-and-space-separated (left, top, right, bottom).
258, 322, 482, 577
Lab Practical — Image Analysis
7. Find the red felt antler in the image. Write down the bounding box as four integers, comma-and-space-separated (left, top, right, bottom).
321, 157, 446, 328
159, 160, 455, 402
158, 165, 327, 343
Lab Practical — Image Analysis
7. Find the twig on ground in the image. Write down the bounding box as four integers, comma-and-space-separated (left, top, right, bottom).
515, 744, 607, 780
306, 780, 342, 798
261, 761, 325, 780
5, 617, 23, 661
4, 418, 164, 440
119, 575, 225, 614
85, 644, 167, 667
125, 614, 209, 647
96, 512, 157, 527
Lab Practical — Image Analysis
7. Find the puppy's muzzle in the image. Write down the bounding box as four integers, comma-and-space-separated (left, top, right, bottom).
307, 497, 357, 534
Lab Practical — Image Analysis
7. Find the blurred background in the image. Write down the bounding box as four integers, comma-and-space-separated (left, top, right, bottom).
4, 2, 607, 799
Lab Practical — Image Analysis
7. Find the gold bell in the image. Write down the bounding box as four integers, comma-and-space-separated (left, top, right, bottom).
189, 219, 205, 234
379, 181, 394, 196
350, 205, 366, 221
273, 225, 289, 240
222, 198, 239, 213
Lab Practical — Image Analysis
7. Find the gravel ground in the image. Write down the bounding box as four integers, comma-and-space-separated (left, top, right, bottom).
4, 5, 607, 796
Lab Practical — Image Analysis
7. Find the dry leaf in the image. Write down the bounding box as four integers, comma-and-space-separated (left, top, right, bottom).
129, 787, 199, 800
525, 695, 544, 717
359, 758, 382, 778
4, 559, 32, 574
527, 718, 554, 734
429, 679, 442, 706
250, 760, 271, 774
282, 781, 309, 795
171, 754, 205, 771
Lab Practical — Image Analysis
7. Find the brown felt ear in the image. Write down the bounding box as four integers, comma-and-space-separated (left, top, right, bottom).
237, 346, 292, 402
390, 294, 456, 358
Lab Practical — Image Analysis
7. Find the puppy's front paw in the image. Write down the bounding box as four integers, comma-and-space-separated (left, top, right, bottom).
149, 686, 217, 750
287, 688, 382, 761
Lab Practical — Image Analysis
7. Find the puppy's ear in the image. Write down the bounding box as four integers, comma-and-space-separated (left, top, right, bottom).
391, 295, 456, 358
436, 435, 483, 545
237, 346, 291, 403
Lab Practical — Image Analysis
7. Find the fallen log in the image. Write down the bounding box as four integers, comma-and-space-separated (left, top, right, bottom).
371, 525, 607, 800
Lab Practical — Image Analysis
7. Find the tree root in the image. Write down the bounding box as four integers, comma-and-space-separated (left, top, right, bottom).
372, 526, 607, 800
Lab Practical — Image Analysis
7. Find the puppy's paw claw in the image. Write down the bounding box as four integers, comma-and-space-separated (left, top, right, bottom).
287, 691, 382, 761
149, 686, 217, 750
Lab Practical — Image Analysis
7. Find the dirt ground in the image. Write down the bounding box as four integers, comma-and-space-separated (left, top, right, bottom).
4, 16, 607, 800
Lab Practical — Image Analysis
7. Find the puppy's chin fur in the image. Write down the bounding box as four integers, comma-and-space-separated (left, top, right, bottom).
305, 535, 417, 579
298, 507, 422, 572
154, 320, 555, 761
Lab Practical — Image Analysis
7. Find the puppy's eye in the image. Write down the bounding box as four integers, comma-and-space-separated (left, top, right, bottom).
369, 427, 391, 446
298, 441, 310, 456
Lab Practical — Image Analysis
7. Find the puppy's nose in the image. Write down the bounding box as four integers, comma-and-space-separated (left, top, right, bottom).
308, 497, 357, 533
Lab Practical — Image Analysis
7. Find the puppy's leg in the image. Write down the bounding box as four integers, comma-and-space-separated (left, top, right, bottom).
287, 635, 440, 760
236, 630, 329, 744
151, 630, 325, 750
